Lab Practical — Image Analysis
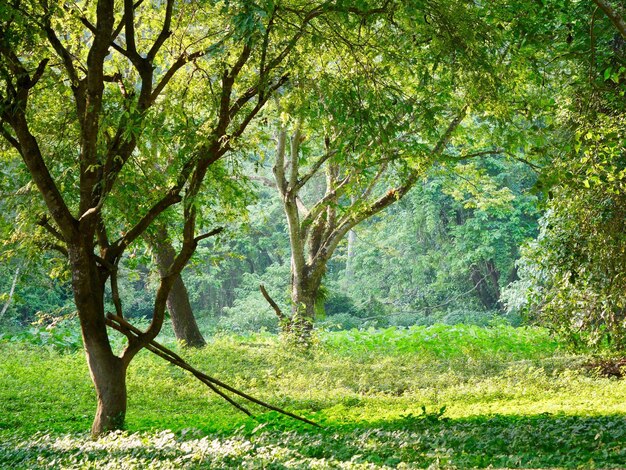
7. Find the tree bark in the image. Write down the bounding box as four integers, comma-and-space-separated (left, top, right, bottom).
286, 267, 324, 344
148, 226, 206, 348
291, 282, 317, 323
88, 351, 127, 435
67, 239, 128, 436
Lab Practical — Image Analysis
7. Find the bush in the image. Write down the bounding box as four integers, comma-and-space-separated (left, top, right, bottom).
213, 308, 279, 334
323, 290, 367, 318
0, 312, 83, 352
216, 264, 289, 334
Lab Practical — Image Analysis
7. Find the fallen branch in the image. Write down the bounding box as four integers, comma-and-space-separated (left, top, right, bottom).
106, 319, 253, 416
105, 313, 319, 428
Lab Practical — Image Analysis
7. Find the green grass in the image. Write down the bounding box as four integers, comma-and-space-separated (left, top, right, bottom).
2, 324, 626, 468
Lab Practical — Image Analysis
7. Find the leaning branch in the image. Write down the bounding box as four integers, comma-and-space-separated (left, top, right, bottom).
194, 227, 224, 244
593, 0, 626, 39
107, 318, 253, 417
259, 284, 287, 321
106, 314, 319, 427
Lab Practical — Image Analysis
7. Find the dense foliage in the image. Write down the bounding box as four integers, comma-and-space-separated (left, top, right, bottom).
505, 0, 626, 352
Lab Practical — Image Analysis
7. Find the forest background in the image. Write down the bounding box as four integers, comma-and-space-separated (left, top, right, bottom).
1, 0, 626, 466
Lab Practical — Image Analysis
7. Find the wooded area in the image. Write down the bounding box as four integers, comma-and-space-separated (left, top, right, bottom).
1, 0, 625, 467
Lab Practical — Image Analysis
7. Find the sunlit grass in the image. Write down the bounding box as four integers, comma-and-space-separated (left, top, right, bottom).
2, 324, 626, 468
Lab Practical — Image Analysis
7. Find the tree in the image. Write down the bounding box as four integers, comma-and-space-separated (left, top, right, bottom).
0, 0, 381, 435
147, 224, 207, 348
506, 0, 626, 351
143, 157, 253, 346
267, 104, 468, 341
260, 0, 525, 341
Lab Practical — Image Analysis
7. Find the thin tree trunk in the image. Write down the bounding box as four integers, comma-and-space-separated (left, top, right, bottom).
148, 226, 206, 348
0, 267, 19, 319
470, 261, 501, 311
345, 229, 356, 283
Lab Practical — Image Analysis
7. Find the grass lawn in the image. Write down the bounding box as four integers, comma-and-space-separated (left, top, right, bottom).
2, 324, 626, 468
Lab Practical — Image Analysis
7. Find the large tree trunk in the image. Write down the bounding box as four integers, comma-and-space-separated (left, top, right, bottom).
88, 349, 127, 435
286, 270, 323, 345
149, 227, 205, 348
291, 285, 316, 324
69, 242, 128, 436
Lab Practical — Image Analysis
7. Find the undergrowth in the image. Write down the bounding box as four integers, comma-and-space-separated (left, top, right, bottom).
2, 324, 626, 468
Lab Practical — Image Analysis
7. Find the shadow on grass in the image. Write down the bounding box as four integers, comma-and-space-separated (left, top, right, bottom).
2, 412, 626, 468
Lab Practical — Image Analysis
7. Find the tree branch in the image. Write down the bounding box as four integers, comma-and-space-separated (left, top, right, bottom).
299, 174, 351, 239
109, 190, 182, 259
315, 105, 470, 267
259, 284, 287, 321
43, 26, 80, 86
29, 59, 49, 89
0, 124, 22, 156
593, 0, 626, 39
37, 214, 65, 242
288, 120, 302, 190
229, 75, 290, 143
295, 149, 337, 191
359, 162, 387, 201
110, 264, 124, 318
151, 49, 205, 102
193, 227, 224, 244
36, 241, 69, 257
123, 0, 140, 61
273, 128, 288, 195
2, 111, 77, 238
147, 0, 174, 61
